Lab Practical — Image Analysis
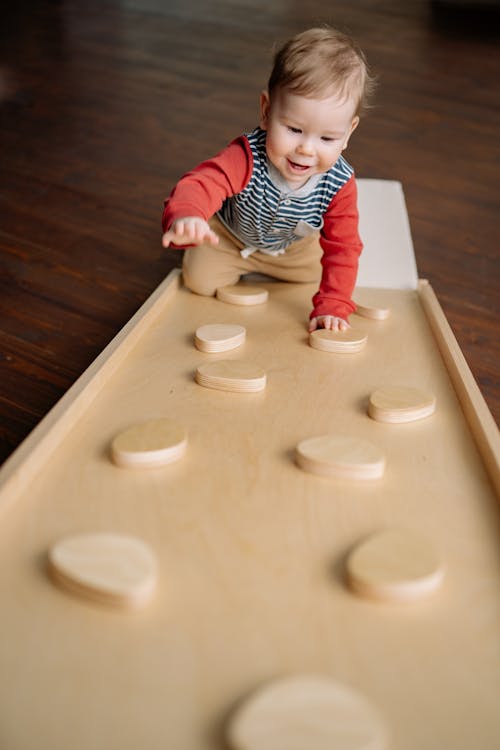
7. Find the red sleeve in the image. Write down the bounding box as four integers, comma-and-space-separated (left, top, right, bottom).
162, 136, 253, 231
310, 174, 363, 321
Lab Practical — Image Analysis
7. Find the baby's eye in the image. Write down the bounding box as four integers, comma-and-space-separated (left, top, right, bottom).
287, 126, 301, 134
321, 136, 336, 142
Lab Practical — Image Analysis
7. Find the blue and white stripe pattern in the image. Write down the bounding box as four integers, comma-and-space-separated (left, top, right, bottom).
218, 127, 353, 256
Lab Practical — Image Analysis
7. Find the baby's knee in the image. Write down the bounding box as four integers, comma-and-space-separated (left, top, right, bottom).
181, 253, 217, 297
182, 247, 241, 297
182, 270, 216, 297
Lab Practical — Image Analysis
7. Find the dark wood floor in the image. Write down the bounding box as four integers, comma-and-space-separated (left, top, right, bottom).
0, 0, 499, 464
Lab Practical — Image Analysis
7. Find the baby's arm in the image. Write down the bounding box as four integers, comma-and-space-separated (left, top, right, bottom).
309, 315, 349, 332
162, 136, 253, 248
162, 217, 219, 248
310, 176, 362, 328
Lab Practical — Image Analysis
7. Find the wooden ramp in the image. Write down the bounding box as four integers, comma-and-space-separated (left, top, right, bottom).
0, 183, 498, 750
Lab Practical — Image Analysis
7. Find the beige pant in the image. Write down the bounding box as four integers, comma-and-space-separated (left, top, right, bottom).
182, 216, 322, 296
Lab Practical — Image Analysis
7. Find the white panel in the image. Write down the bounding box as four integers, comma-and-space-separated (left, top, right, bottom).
356, 179, 419, 290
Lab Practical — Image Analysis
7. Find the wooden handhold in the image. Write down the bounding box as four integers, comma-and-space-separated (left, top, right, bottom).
216, 284, 269, 306
194, 323, 246, 353
48, 532, 158, 608
309, 328, 367, 353
295, 435, 385, 479
111, 418, 187, 468
195, 360, 266, 392
354, 290, 391, 320
227, 674, 389, 750
346, 528, 445, 602
368, 386, 436, 423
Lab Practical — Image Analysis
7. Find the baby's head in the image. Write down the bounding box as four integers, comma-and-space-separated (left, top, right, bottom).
260, 27, 375, 187
267, 26, 374, 117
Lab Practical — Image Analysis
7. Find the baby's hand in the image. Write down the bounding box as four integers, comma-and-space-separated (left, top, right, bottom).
309, 315, 350, 332
162, 217, 219, 248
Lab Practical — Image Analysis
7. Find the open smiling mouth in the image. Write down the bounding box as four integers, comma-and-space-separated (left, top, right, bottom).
287, 160, 311, 172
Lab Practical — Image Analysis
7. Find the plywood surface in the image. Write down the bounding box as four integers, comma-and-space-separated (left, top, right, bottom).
0, 276, 499, 750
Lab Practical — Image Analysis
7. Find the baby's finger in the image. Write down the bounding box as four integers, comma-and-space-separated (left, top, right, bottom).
162, 229, 184, 247
162, 225, 190, 247
168, 220, 182, 235
206, 229, 219, 245
308, 317, 318, 332
195, 224, 212, 243
161, 232, 173, 248
182, 221, 197, 240
193, 223, 219, 245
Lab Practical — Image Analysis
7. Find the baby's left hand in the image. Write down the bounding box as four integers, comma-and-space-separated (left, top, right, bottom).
309, 315, 350, 332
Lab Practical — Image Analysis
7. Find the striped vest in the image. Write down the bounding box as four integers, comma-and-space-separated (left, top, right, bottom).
218, 127, 354, 256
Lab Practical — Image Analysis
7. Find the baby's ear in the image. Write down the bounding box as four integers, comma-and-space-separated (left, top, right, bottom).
343, 115, 360, 150
259, 90, 271, 130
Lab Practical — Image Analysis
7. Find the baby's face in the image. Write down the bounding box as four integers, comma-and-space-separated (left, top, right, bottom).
260, 88, 359, 188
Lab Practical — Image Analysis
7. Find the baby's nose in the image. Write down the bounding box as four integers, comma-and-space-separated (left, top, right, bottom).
297, 137, 315, 155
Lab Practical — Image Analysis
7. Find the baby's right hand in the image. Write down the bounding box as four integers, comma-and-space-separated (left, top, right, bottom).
162, 217, 219, 248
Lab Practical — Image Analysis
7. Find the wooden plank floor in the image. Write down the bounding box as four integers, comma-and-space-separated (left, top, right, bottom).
0, 0, 499, 464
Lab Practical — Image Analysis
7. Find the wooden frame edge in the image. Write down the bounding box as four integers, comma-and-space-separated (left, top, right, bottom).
418, 279, 500, 497
0, 269, 182, 513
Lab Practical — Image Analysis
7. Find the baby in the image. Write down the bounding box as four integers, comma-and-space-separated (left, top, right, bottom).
162, 26, 374, 331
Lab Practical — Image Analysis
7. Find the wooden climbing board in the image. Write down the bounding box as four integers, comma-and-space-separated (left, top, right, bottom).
0, 271, 499, 750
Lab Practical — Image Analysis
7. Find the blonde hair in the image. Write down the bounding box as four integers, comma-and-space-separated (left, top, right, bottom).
267, 27, 375, 115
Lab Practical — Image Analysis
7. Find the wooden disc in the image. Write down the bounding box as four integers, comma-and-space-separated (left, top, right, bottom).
368, 386, 436, 423
194, 323, 246, 352
227, 675, 388, 750
309, 328, 367, 353
111, 418, 187, 468
353, 290, 391, 320
346, 529, 445, 602
296, 435, 385, 480
195, 360, 266, 392
216, 284, 269, 306
48, 532, 158, 608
